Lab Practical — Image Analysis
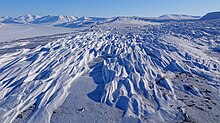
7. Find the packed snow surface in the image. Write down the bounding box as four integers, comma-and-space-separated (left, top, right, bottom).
0, 17, 220, 123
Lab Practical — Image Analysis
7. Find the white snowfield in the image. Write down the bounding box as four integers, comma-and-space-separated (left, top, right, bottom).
0, 14, 220, 123
0, 24, 73, 42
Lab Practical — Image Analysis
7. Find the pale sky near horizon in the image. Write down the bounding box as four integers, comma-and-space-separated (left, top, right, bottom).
0, 0, 220, 17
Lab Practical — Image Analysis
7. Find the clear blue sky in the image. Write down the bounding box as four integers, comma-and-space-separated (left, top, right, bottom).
0, 0, 220, 17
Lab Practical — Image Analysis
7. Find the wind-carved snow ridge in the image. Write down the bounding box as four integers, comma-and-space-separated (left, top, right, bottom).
0, 20, 220, 123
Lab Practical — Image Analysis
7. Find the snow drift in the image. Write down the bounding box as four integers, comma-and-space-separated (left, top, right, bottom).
0, 15, 220, 123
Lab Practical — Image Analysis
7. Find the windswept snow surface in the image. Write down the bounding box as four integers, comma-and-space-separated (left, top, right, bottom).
0, 19, 220, 123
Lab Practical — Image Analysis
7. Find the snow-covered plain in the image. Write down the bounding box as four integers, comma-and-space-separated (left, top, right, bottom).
0, 13, 220, 123
0, 24, 73, 42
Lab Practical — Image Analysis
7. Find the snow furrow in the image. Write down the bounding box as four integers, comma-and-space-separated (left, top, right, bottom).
0, 20, 219, 123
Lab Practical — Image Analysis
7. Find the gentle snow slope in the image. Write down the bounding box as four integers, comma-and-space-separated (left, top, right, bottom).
200, 12, 220, 20
158, 14, 200, 21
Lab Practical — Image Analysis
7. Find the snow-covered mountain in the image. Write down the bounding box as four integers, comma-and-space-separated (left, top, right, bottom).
15, 14, 41, 24
2, 14, 41, 24
55, 17, 114, 28
0, 13, 202, 26
0, 16, 219, 123
0, 16, 9, 22
200, 12, 220, 20
4, 12, 220, 29
107, 14, 200, 23
0, 14, 78, 24
158, 14, 200, 20
3, 12, 220, 27
0, 15, 113, 28
32, 15, 78, 24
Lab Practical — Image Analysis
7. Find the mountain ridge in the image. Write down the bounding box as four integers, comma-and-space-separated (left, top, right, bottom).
0, 13, 202, 25
1, 12, 219, 27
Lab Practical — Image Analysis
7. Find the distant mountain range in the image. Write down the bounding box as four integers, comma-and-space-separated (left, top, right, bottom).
0, 12, 219, 28
0, 14, 114, 28
0, 14, 78, 24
